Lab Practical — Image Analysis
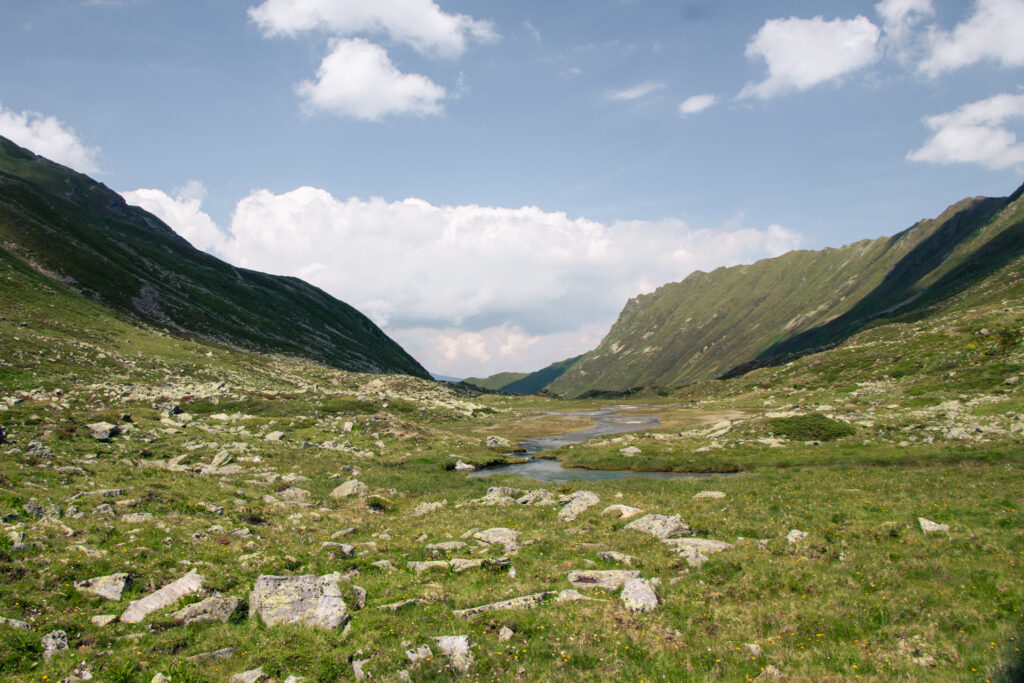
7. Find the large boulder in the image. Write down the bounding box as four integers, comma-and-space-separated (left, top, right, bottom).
248, 574, 349, 629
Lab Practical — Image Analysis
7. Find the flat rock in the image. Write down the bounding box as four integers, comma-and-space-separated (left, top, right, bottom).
473, 527, 520, 553
555, 589, 604, 603
454, 460, 475, 472
450, 557, 509, 574
278, 487, 311, 503
663, 538, 735, 554
408, 561, 449, 574
559, 491, 600, 522
620, 446, 641, 456
377, 598, 429, 612
411, 501, 444, 517
0, 616, 30, 630
624, 514, 690, 539
602, 504, 644, 520
597, 551, 635, 566
516, 489, 556, 505
426, 541, 467, 555
120, 570, 203, 623
172, 596, 242, 624
454, 592, 556, 618
919, 517, 950, 533
620, 578, 659, 613
75, 573, 131, 601
121, 512, 154, 523
330, 480, 368, 498
568, 569, 642, 590
694, 490, 726, 500
248, 574, 349, 629
265, 431, 285, 442
320, 542, 356, 557
86, 422, 119, 441
90, 615, 117, 627
230, 667, 267, 683
434, 635, 473, 673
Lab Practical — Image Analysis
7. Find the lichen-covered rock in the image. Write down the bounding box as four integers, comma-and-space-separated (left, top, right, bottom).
330, 480, 368, 498
516, 489, 556, 505
74, 573, 131, 601
278, 487, 311, 503
663, 538, 735, 554
624, 514, 690, 539
411, 501, 445, 517
230, 667, 267, 683
265, 431, 285, 442
408, 561, 450, 574
120, 570, 203, 623
602, 504, 644, 520
435, 635, 474, 673
786, 529, 809, 544
172, 596, 242, 624
597, 550, 635, 566
41, 630, 68, 661
453, 591, 555, 618
559, 491, 600, 522
473, 527, 520, 553
485, 435, 511, 448
248, 574, 349, 629
0, 616, 30, 630
620, 578, 659, 613
426, 541, 466, 555
567, 570, 642, 590
918, 517, 950, 533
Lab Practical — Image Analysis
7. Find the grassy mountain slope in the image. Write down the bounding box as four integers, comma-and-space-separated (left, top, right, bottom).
0, 136, 428, 378
462, 371, 530, 391
500, 354, 583, 394
550, 183, 1024, 397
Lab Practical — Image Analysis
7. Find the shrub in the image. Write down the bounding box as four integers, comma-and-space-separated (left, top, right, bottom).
767, 413, 856, 442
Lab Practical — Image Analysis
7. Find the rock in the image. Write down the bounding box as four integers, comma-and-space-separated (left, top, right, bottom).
352, 658, 371, 680
249, 574, 349, 629
408, 561, 449, 575
786, 529, 809, 545
151, 674, 171, 683
0, 615, 30, 630
172, 596, 242, 624
371, 560, 395, 571
620, 446, 641, 456
454, 460, 475, 472
597, 551, 635, 566
516, 489, 555, 505
918, 517, 950, 534
120, 570, 203, 623
693, 490, 726, 500
706, 420, 732, 439
406, 645, 432, 664
330, 480, 368, 499
86, 422, 119, 441
624, 514, 690, 539
602, 504, 644, 520
475, 487, 520, 506
568, 570, 642, 590
746, 643, 763, 657
411, 501, 444, 517
187, 647, 236, 661
320, 542, 356, 557
434, 635, 473, 673
377, 598, 429, 612
450, 557, 509, 573
74, 573, 131, 601
42, 629, 68, 661
91, 505, 114, 517
284, 677, 304, 683
121, 512, 154, 523
1006, 376, 1020, 386
498, 626, 514, 642
485, 435, 511, 448
229, 667, 267, 683
453, 592, 555, 618
473, 527, 520, 553
757, 664, 783, 680
211, 450, 234, 467
90, 615, 117, 627
620, 578, 659, 613
556, 589, 603, 603
426, 541, 467, 555
558, 491, 600, 522
677, 547, 709, 568
663, 538, 735, 554
278, 487, 311, 503
265, 431, 285, 442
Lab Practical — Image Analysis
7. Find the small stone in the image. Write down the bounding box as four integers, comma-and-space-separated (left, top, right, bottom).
90, 615, 117, 627
42, 629, 68, 661
330, 480, 368, 499
597, 551, 635, 566
556, 589, 603, 603
151, 674, 171, 683
693, 490, 726, 500
86, 422, 119, 441
498, 626, 514, 642
408, 561, 449, 574
516, 489, 555, 505
620, 446, 641, 456
352, 658, 371, 680
265, 431, 285, 442
320, 542, 356, 557
786, 529, 809, 545
746, 643, 762, 657
1005, 376, 1020, 386
0, 615, 30, 630
230, 667, 267, 683
602, 504, 644, 520
121, 512, 154, 523
624, 514, 690, 539
278, 487, 311, 503
427, 541, 466, 555
434, 635, 473, 673
411, 502, 444, 517
74, 573, 131, 601
485, 435, 511, 448
567, 570, 642, 590
620, 578, 659, 613
454, 460, 475, 472
406, 645, 432, 664
756, 664, 783, 680
918, 517, 950, 534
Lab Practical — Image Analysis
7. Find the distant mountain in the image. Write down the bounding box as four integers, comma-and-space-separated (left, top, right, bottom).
464, 355, 583, 395
0, 136, 430, 378
549, 183, 1024, 397
430, 373, 464, 383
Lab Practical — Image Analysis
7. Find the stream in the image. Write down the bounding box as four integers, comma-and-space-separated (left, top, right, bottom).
468, 406, 725, 483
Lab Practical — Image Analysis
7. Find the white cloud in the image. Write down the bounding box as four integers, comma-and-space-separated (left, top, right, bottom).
919, 0, 1024, 76
298, 38, 446, 120
248, 0, 496, 59
0, 104, 100, 174
121, 181, 228, 253
739, 16, 881, 99
679, 94, 716, 115
907, 92, 1024, 169
876, 0, 934, 38
610, 82, 665, 101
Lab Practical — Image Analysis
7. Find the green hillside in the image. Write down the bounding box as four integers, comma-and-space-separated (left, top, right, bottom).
500, 354, 583, 394
462, 371, 530, 391
0, 136, 428, 378
550, 183, 1024, 397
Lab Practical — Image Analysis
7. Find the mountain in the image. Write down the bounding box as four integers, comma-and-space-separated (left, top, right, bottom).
463, 355, 583, 395
0, 136, 429, 378
462, 372, 530, 391
549, 182, 1024, 397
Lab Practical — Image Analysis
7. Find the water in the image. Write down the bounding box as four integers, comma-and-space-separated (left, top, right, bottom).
468, 406, 726, 483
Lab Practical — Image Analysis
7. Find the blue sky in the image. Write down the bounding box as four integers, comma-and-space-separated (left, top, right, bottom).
2, 0, 1023, 377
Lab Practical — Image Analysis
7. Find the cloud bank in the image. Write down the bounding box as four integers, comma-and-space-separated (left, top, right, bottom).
121, 185, 803, 376
0, 104, 100, 174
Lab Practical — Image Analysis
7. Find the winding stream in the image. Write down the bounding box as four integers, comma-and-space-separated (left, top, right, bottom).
468, 406, 724, 483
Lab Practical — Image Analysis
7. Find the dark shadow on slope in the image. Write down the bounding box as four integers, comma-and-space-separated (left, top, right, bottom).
721, 193, 1023, 379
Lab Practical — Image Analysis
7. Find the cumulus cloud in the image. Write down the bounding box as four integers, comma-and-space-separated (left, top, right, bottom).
248, 0, 496, 58
907, 92, 1024, 169
298, 38, 446, 120
919, 0, 1024, 76
739, 16, 881, 99
121, 181, 228, 253
876, 0, 934, 40
679, 94, 716, 115
609, 82, 665, 101
0, 104, 100, 174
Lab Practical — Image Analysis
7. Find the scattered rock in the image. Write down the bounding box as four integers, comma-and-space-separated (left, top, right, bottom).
1006, 376, 1020, 386
411, 502, 445, 517
663, 538, 735, 554
746, 643, 763, 657
568, 570, 642, 590
454, 460, 475, 472
620, 446, 641, 456
620, 578, 659, 613
120, 570, 203, 623
408, 561, 449, 575
693, 490, 726, 500
426, 541, 466, 555
558, 491, 600, 522
597, 550, 635, 566
498, 626, 514, 642
602, 504, 644, 520
74, 573, 131, 601
172, 595, 242, 624
265, 431, 285, 442
121, 512, 154, 523
41, 629, 68, 661
278, 487, 311, 503
406, 645, 432, 665
485, 435, 511, 449
624, 514, 690, 539
229, 667, 267, 683
454, 592, 555, 618
757, 664, 783, 680
556, 589, 604, 603
918, 517, 950, 534
0, 615, 30, 630
377, 598, 429, 612
90, 615, 117, 627
86, 422, 119, 441
473, 527, 520, 553
320, 542, 356, 557
475, 487, 520, 506
434, 635, 474, 673
516, 489, 556, 505
187, 647, 236, 661
249, 574, 349, 629
330, 480, 368, 499
352, 658, 371, 680
786, 529, 809, 545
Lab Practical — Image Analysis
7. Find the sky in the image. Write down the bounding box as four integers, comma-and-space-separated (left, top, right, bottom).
1, 0, 1023, 379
